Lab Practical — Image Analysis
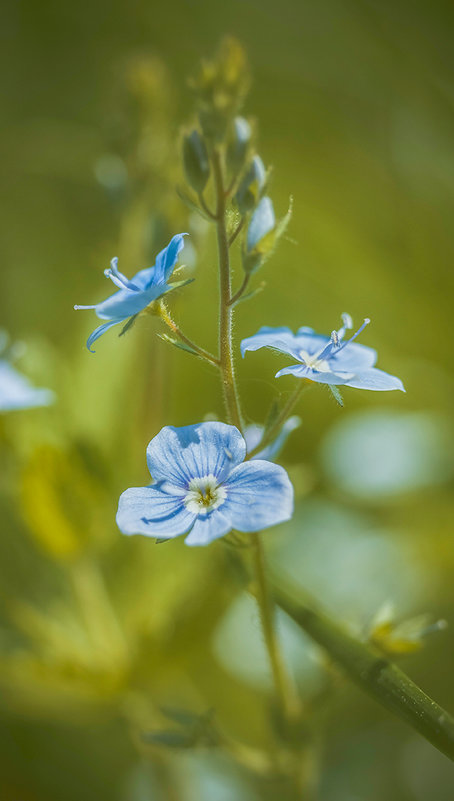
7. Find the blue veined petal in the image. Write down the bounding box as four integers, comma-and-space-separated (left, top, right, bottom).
184, 510, 232, 546
146, 422, 247, 489
152, 233, 188, 286
245, 416, 301, 461
329, 342, 377, 371
275, 364, 354, 384
86, 319, 123, 352
222, 460, 294, 531
345, 368, 405, 392
240, 327, 297, 358
0, 361, 55, 412
116, 485, 194, 538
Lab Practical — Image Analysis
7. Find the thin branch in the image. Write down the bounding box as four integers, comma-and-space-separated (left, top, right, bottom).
159, 302, 219, 366
228, 216, 245, 247
227, 274, 250, 306
197, 191, 217, 221
275, 584, 454, 763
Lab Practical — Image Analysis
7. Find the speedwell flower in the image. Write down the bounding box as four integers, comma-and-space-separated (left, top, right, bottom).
0, 332, 54, 412
116, 421, 294, 546
244, 416, 301, 461
241, 315, 405, 392
75, 233, 187, 352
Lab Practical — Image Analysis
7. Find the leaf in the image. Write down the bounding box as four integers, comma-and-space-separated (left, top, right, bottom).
176, 185, 213, 221
118, 314, 138, 337
166, 278, 195, 292
156, 333, 199, 358
142, 729, 195, 749
328, 385, 344, 407
160, 706, 201, 727
233, 282, 265, 306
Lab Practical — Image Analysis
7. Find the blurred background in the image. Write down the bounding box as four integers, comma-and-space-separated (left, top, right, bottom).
1, 0, 454, 798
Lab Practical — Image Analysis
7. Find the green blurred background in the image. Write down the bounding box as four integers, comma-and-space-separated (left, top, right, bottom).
1, 0, 454, 798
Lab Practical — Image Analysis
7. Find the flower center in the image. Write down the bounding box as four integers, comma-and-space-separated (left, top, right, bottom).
184, 474, 227, 516
298, 348, 331, 372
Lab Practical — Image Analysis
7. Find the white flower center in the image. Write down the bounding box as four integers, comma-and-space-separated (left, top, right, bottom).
298, 348, 331, 373
184, 474, 227, 516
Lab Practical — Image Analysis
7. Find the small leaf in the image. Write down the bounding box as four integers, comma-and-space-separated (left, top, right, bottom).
166, 278, 195, 292
157, 333, 199, 358
119, 314, 138, 337
176, 185, 213, 221
160, 706, 201, 727
142, 729, 195, 749
233, 282, 265, 306
328, 385, 344, 407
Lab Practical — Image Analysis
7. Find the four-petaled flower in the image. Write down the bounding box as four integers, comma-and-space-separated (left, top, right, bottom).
241, 314, 405, 392
75, 233, 188, 352
0, 332, 55, 412
116, 422, 294, 546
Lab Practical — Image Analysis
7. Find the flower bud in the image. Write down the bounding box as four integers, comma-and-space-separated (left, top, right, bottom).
226, 117, 251, 176
234, 155, 266, 214
182, 129, 210, 193
243, 196, 276, 274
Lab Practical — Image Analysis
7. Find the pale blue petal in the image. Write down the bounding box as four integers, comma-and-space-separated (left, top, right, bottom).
222, 461, 294, 531
116, 485, 194, 538
94, 283, 164, 321
275, 364, 353, 384
329, 342, 377, 371
153, 233, 187, 285
345, 368, 405, 392
240, 327, 297, 357
245, 416, 301, 461
0, 361, 55, 412
86, 319, 123, 352
146, 422, 246, 488
247, 197, 275, 252
184, 510, 232, 546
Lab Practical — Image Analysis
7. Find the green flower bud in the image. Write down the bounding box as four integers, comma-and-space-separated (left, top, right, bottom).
182, 129, 210, 193
234, 156, 266, 214
243, 196, 276, 274
226, 117, 251, 176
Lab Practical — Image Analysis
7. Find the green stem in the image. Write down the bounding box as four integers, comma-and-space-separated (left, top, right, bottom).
275, 584, 454, 763
247, 382, 307, 460
251, 533, 301, 724
212, 148, 244, 430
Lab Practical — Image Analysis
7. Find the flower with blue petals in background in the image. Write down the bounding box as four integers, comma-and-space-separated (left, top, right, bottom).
244, 416, 301, 461
116, 421, 294, 546
241, 314, 405, 392
0, 332, 55, 412
75, 233, 188, 352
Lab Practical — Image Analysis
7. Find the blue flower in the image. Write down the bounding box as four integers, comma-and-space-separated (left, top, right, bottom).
116, 421, 294, 546
241, 315, 405, 392
0, 333, 55, 412
75, 233, 188, 352
244, 416, 301, 460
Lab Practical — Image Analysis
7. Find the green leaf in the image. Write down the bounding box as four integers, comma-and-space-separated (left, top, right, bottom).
156, 333, 199, 358
118, 314, 139, 337
176, 185, 213, 221
328, 384, 344, 407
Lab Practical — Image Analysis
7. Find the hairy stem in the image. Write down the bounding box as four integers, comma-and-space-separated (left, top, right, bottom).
212, 148, 244, 430
276, 584, 454, 763
251, 533, 301, 724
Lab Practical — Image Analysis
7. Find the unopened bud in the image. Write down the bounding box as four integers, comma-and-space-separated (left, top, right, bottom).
234, 155, 266, 213
182, 130, 210, 193
226, 117, 251, 176
243, 197, 276, 274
